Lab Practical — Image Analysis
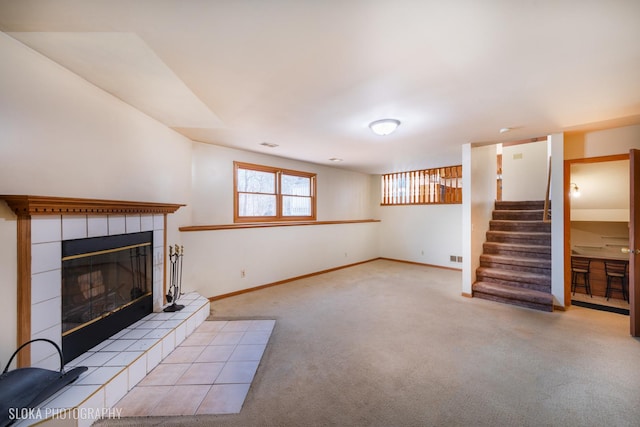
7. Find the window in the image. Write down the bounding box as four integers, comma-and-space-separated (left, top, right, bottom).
234, 162, 316, 222
381, 165, 462, 205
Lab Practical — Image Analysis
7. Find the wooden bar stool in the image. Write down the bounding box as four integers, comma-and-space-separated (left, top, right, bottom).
571, 258, 592, 297
604, 260, 628, 302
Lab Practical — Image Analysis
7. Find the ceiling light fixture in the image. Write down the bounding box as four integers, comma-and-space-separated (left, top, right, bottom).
369, 119, 400, 136
329, 157, 343, 162
499, 127, 512, 134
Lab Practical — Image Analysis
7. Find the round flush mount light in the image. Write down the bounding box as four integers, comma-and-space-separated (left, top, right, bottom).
499, 127, 512, 134
369, 118, 401, 136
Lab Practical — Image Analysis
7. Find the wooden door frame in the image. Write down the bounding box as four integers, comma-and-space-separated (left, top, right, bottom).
630, 150, 640, 336
563, 153, 630, 310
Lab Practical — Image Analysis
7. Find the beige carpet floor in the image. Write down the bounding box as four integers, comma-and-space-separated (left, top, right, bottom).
96, 259, 640, 426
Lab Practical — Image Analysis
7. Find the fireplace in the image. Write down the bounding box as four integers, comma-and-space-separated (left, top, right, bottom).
0, 195, 184, 369
61, 231, 154, 363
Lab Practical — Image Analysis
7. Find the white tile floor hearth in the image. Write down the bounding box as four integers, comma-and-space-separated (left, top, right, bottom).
115, 319, 274, 417
12, 293, 273, 427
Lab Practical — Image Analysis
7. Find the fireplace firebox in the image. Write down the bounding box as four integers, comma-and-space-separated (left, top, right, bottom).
61, 231, 153, 363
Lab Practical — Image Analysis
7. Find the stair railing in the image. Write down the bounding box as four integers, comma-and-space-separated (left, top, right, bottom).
543, 156, 551, 222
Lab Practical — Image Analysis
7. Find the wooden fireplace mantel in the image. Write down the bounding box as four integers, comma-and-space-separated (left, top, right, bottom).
0, 195, 184, 367
0, 195, 184, 216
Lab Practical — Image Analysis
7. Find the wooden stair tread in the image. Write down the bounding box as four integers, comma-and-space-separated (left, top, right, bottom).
495, 200, 546, 209
493, 209, 544, 213
487, 230, 550, 237
483, 244, 551, 259
477, 266, 550, 281
486, 231, 551, 244
490, 223, 550, 233
483, 242, 551, 252
473, 281, 553, 304
490, 219, 548, 223
480, 254, 551, 268
492, 210, 547, 221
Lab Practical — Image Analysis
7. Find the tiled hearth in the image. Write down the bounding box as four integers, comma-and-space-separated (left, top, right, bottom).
115, 318, 275, 416
14, 293, 211, 427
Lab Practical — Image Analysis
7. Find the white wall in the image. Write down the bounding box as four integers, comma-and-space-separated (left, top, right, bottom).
502, 140, 549, 201
0, 33, 193, 366
0, 35, 192, 208
549, 133, 565, 307
182, 222, 380, 298
376, 204, 462, 267
371, 171, 463, 269
566, 124, 640, 160
185, 141, 379, 297
462, 143, 498, 295
570, 160, 629, 222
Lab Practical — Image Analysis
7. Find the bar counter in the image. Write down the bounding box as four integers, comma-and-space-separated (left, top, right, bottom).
571, 251, 629, 300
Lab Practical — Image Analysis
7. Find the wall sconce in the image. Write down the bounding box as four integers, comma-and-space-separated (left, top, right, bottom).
569, 183, 580, 198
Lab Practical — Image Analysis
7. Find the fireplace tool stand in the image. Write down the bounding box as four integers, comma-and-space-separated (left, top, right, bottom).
164, 244, 184, 312
0, 339, 88, 427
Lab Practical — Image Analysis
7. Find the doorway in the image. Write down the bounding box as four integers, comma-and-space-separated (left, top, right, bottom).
564, 154, 631, 316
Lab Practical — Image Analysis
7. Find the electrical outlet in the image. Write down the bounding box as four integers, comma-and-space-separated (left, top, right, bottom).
457, 256, 463, 263
450, 255, 456, 262
241, 269, 246, 278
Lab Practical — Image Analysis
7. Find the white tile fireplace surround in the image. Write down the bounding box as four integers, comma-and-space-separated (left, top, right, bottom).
0, 195, 185, 369
30, 213, 166, 368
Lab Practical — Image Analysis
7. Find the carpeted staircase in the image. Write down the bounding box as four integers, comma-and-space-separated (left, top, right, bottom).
472, 200, 553, 312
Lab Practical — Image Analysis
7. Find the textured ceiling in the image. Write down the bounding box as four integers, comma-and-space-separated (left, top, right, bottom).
1, 0, 639, 174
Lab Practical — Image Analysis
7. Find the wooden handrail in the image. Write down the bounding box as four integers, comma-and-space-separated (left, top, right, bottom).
543, 156, 552, 222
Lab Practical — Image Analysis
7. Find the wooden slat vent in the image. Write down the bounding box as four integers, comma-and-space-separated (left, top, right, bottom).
381, 165, 462, 205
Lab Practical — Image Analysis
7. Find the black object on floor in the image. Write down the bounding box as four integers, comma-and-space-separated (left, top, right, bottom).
0, 338, 88, 427
571, 299, 630, 315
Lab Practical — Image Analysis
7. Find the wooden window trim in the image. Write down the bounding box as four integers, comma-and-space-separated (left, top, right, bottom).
234, 161, 317, 222
180, 219, 379, 232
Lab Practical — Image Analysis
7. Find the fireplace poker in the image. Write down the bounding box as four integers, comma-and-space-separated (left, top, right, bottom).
169, 245, 175, 300
178, 245, 184, 300
166, 245, 176, 303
